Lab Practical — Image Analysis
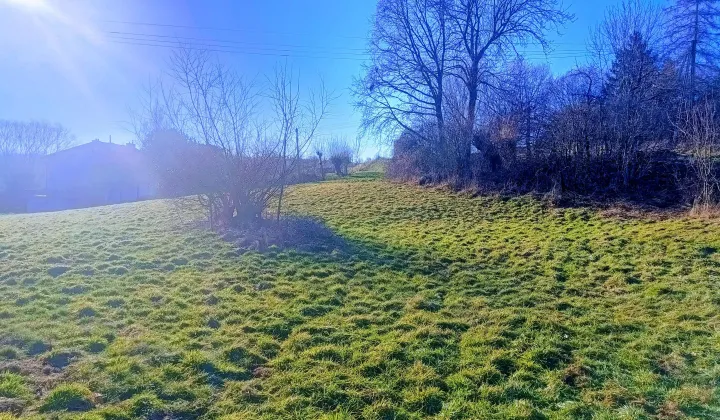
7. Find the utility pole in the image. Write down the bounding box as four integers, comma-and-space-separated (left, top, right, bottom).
295, 127, 300, 180
276, 128, 289, 222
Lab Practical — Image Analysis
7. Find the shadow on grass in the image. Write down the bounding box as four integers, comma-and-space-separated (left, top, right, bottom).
222, 216, 452, 282
204, 214, 714, 418
222, 217, 352, 255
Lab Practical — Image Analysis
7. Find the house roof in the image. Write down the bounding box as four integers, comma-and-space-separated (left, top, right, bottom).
47, 140, 139, 160
45, 140, 153, 183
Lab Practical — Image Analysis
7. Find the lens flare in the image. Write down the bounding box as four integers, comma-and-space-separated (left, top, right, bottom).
2, 0, 53, 13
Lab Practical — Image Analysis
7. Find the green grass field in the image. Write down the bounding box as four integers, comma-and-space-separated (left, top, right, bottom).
1, 176, 720, 419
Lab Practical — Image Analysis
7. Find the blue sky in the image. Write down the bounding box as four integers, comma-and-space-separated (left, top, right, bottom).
0, 0, 665, 157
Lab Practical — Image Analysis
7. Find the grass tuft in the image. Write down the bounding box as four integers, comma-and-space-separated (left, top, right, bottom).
0, 373, 31, 400
39, 383, 95, 412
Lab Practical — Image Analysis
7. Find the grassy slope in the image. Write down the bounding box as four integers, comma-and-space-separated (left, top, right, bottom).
0, 177, 719, 419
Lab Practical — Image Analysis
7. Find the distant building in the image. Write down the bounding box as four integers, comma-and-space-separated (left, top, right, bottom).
1, 140, 157, 213
0, 154, 46, 212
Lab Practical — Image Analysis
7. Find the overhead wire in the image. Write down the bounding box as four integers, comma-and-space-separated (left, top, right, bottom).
101, 19, 369, 40
106, 35, 590, 62
106, 35, 371, 57
102, 19, 592, 61
103, 19, 588, 46
101, 19, 593, 139
107, 39, 371, 61
105, 31, 370, 53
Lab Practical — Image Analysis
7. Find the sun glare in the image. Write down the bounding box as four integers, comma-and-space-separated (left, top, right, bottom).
1, 0, 105, 102
2, 0, 52, 13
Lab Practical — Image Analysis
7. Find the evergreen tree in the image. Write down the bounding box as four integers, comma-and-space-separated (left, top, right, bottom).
603, 32, 667, 187
605, 32, 660, 100
665, 0, 720, 98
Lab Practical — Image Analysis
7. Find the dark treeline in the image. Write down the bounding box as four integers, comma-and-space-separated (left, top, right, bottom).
356, 0, 720, 210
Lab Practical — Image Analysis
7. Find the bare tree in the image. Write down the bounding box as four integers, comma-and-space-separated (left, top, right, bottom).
128, 80, 187, 150
677, 98, 720, 211
543, 67, 604, 160
136, 48, 331, 228
448, 0, 571, 168
0, 120, 74, 157
352, 136, 364, 164
268, 63, 331, 221
378, 0, 719, 207
0, 120, 74, 211
327, 136, 354, 176
590, 0, 665, 72
665, 0, 720, 98
491, 59, 553, 159
315, 145, 327, 181
357, 0, 569, 180
355, 0, 450, 144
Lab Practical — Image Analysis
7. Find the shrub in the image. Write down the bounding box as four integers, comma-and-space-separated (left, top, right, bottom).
325, 136, 354, 176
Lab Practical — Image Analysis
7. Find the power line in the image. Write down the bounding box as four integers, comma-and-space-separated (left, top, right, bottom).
105, 31, 369, 53
103, 21, 591, 62
102, 19, 588, 48
105, 31, 586, 55
108, 39, 370, 61
107, 36, 588, 61
102, 19, 368, 40
103, 19, 587, 46
106, 34, 371, 57
105, 30, 589, 57
109, 39, 588, 63
319, 124, 360, 130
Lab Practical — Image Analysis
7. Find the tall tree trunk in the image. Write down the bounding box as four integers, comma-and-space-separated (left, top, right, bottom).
466, 64, 479, 138
690, 0, 700, 101
462, 64, 479, 179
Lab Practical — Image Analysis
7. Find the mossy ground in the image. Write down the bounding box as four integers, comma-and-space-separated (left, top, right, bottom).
1, 175, 719, 418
